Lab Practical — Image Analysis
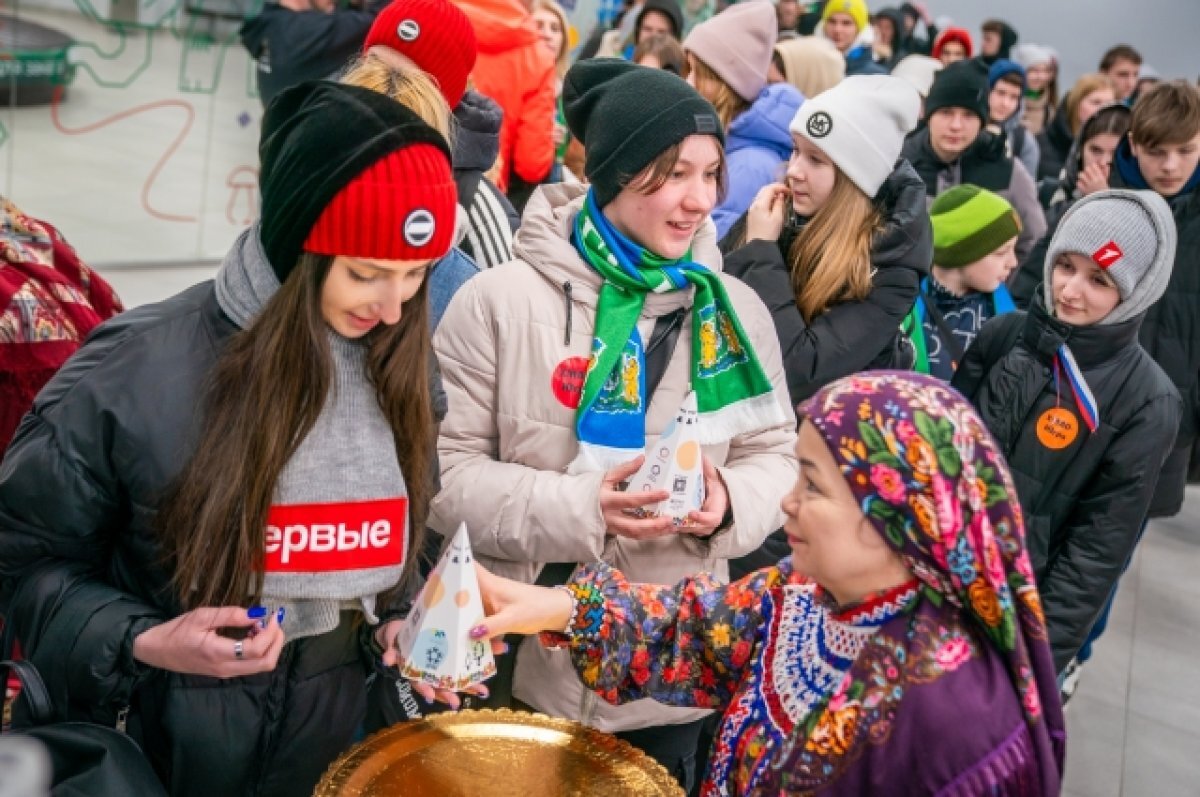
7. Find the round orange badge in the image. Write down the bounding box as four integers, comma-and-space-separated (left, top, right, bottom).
1037, 407, 1079, 450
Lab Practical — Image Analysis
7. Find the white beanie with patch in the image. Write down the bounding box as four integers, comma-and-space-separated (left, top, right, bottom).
789, 75, 921, 199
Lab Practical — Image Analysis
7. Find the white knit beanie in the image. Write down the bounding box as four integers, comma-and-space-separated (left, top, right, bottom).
683, 0, 777, 102
789, 75, 920, 198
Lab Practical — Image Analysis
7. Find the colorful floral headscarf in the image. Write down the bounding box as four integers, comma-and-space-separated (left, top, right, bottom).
792, 370, 1064, 792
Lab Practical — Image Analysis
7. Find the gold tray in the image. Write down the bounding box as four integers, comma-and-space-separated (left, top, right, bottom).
314, 708, 685, 796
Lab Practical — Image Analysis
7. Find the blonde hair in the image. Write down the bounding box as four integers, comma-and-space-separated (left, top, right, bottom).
1065, 73, 1117, 136
687, 54, 749, 130
533, 0, 572, 79
341, 54, 455, 145
788, 169, 880, 323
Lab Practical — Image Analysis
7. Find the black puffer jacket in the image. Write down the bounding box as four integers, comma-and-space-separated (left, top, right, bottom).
1011, 147, 1200, 518
952, 292, 1181, 672
453, 90, 520, 269
0, 234, 436, 796
721, 159, 932, 408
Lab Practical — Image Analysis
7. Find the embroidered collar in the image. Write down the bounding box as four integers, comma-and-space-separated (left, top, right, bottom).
817, 579, 922, 625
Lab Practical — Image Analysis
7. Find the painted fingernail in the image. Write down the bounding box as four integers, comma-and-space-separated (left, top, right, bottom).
497, 642, 510, 655
248, 605, 267, 620
478, 687, 489, 699
469, 625, 487, 639
276, 607, 286, 625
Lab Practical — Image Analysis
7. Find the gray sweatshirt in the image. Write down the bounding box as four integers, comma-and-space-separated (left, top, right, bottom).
215, 227, 408, 639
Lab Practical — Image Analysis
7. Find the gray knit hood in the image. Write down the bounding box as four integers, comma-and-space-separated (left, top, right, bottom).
1044, 189, 1176, 326
214, 223, 281, 329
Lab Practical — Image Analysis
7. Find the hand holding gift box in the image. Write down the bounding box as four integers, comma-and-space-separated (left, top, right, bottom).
626, 391, 706, 525
395, 524, 497, 691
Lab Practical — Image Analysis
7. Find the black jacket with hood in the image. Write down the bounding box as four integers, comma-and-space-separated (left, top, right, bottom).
0, 229, 438, 797
720, 159, 932, 407
902, 125, 1047, 262
240, 0, 383, 108
952, 291, 1181, 672
452, 90, 520, 269
1011, 144, 1200, 518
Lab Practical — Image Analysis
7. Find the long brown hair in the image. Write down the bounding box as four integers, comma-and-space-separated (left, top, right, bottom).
788, 169, 881, 323
160, 253, 433, 610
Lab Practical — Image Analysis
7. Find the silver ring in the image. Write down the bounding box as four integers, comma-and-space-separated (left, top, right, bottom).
233, 640, 244, 660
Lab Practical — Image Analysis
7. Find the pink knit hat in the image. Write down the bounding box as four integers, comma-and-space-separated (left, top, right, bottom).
683, 0, 777, 102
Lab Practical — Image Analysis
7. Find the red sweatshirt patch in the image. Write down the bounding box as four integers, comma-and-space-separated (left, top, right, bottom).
263, 498, 407, 572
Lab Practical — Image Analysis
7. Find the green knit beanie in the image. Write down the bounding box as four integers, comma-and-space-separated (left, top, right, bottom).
931, 185, 1022, 268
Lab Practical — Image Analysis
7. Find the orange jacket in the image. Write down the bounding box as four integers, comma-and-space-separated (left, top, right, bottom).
455, 0, 556, 191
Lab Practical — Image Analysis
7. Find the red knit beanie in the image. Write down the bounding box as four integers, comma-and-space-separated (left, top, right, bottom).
363, 0, 477, 108
303, 143, 456, 262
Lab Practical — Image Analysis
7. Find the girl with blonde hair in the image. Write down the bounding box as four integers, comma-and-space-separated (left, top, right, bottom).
724, 75, 932, 407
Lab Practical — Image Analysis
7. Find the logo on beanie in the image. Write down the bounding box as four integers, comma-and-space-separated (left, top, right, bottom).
404, 209, 436, 247
397, 19, 421, 42
806, 112, 832, 139
1092, 240, 1124, 269
694, 114, 718, 134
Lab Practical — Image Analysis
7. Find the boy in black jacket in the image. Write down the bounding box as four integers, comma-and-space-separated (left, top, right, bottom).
953, 190, 1181, 682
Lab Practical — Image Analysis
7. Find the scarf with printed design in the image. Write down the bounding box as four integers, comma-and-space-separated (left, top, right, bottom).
568, 190, 785, 472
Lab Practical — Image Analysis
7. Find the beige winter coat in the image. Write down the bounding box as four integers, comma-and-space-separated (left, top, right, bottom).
430, 183, 797, 732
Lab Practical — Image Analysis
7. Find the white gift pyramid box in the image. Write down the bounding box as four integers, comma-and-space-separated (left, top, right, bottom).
395, 523, 497, 691
627, 390, 706, 524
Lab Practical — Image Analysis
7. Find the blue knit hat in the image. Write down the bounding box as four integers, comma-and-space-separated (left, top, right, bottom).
988, 59, 1026, 91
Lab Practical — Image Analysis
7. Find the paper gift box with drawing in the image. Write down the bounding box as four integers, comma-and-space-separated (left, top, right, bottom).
626, 391, 706, 524
395, 524, 497, 691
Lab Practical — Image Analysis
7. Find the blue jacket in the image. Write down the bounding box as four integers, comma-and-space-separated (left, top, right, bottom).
845, 45, 887, 76
712, 83, 805, 238
428, 248, 481, 330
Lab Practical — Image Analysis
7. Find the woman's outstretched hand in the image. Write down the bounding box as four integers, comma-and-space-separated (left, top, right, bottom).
468, 564, 575, 644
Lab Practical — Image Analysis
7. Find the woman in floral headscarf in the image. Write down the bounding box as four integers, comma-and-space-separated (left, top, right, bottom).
473, 371, 1065, 795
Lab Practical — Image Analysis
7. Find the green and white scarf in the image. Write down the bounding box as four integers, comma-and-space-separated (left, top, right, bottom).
568, 190, 786, 473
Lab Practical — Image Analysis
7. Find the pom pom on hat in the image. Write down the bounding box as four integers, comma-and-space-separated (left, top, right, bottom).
563, 59, 723, 207
683, 1, 777, 102
258, 81, 455, 281
930, 185, 1021, 268
790, 75, 921, 199
363, 0, 477, 108
820, 0, 869, 32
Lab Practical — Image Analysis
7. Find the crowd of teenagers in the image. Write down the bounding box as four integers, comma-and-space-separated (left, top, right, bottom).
0, 0, 1197, 794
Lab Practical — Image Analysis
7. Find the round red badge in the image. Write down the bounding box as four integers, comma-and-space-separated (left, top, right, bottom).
551, 356, 590, 409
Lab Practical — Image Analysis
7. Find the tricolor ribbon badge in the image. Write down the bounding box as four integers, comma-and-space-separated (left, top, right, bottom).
1055, 344, 1099, 433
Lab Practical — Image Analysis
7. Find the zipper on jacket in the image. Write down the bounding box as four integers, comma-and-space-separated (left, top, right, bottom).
115, 704, 130, 733
563, 281, 574, 345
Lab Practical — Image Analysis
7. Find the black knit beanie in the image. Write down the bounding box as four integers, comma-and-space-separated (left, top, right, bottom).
563, 59, 723, 207
636, 0, 683, 40
257, 81, 452, 282
924, 60, 990, 124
